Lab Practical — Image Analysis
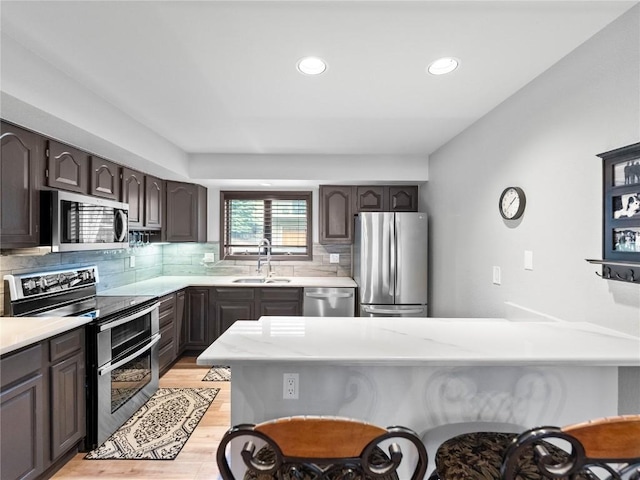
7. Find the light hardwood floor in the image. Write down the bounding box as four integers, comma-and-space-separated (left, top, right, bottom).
52, 356, 230, 480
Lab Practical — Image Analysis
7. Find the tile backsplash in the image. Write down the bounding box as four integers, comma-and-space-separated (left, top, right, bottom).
0, 242, 352, 315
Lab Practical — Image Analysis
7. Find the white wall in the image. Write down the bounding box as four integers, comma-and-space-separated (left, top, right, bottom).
0, 33, 190, 179
423, 6, 640, 336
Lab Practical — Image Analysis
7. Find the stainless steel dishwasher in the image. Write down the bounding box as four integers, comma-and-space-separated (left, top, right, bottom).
303, 287, 355, 317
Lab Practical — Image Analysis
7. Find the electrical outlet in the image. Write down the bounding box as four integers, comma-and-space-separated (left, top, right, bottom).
283, 373, 299, 399
129, 256, 136, 268
329, 253, 340, 264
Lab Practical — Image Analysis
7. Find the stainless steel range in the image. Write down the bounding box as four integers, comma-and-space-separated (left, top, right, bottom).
4, 265, 160, 450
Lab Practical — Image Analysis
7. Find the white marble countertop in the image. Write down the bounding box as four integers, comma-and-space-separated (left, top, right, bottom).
0, 316, 93, 356
99, 275, 357, 297
1, 277, 355, 356
197, 316, 640, 367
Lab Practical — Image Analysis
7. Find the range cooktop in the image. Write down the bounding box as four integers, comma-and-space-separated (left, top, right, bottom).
4, 265, 156, 319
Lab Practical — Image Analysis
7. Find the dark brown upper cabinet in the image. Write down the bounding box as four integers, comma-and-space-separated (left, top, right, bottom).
45, 140, 89, 194
356, 186, 385, 212
121, 167, 144, 228
0, 122, 44, 248
320, 184, 419, 244
144, 175, 163, 230
90, 156, 120, 200
319, 185, 355, 244
165, 181, 207, 242
122, 168, 162, 230
388, 185, 418, 212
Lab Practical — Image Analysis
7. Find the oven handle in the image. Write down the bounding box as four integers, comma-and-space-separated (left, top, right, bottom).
98, 333, 161, 376
98, 302, 160, 332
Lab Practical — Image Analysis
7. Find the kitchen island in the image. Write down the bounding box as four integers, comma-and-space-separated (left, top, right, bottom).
198, 316, 640, 469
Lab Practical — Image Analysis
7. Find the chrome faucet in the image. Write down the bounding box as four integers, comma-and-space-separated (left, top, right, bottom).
257, 238, 272, 277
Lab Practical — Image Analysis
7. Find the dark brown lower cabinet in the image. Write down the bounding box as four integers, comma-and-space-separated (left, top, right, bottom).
213, 287, 255, 338
0, 372, 45, 480
175, 290, 187, 356
258, 288, 302, 317
50, 351, 85, 460
184, 287, 303, 353
158, 293, 177, 375
216, 302, 255, 337
185, 287, 213, 349
1, 327, 85, 480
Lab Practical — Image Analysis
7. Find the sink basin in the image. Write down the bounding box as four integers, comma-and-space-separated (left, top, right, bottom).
232, 278, 291, 284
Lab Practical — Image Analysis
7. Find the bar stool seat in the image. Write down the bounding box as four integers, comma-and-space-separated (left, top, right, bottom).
433, 431, 590, 480
432, 415, 640, 480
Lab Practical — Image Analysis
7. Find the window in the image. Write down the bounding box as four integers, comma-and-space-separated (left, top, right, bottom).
221, 191, 312, 260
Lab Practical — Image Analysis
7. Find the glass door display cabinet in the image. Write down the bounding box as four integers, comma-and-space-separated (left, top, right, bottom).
588, 142, 640, 283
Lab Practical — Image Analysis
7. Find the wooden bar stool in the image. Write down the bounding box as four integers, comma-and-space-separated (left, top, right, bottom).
216, 415, 428, 480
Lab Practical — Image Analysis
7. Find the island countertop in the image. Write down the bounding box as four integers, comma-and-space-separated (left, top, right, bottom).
99, 275, 357, 297
197, 316, 640, 367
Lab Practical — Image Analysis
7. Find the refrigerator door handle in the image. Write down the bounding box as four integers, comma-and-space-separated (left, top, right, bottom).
389, 216, 396, 297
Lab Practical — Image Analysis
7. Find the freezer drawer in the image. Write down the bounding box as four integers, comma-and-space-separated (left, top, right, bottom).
303, 288, 355, 317
360, 304, 428, 317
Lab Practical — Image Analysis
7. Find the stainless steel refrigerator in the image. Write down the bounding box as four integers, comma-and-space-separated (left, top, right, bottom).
354, 212, 428, 317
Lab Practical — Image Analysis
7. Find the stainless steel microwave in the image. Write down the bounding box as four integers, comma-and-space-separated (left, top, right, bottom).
41, 190, 129, 251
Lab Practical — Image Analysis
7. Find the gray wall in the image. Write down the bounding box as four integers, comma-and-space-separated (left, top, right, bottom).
423, 6, 640, 336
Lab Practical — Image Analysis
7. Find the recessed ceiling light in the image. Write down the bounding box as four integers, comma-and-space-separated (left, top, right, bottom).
297, 57, 327, 75
260, 182, 272, 187
427, 57, 459, 75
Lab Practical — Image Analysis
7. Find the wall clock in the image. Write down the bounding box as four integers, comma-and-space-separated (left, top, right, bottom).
499, 186, 526, 220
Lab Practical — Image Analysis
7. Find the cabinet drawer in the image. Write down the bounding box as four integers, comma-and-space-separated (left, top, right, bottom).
214, 287, 255, 301
159, 306, 175, 328
159, 322, 174, 349
159, 342, 175, 372
1, 344, 43, 389
49, 328, 84, 363
158, 293, 176, 312
258, 288, 301, 302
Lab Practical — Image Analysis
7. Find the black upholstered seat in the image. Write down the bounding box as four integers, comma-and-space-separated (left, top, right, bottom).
432, 415, 640, 480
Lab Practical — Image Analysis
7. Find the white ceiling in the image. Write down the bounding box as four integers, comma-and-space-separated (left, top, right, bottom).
0, 0, 637, 161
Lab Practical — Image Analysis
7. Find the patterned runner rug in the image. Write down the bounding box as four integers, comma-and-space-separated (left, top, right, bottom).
202, 365, 231, 381
85, 387, 219, 460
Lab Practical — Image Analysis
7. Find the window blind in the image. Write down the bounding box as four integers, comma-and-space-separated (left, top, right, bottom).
222, 191, 312, 259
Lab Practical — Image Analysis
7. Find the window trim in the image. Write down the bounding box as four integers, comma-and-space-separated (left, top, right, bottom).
220, 190, 313, 261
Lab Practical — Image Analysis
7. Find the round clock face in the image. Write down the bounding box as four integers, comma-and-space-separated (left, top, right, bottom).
499, 187, 526, 220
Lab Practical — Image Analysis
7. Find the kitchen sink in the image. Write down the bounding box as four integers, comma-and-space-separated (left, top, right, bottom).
232, 278, 291, 284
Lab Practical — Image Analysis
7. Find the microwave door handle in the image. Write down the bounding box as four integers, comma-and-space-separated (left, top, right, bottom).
98, 334, 161, 376
98, 302, 160, 332
114, 209, 128, 242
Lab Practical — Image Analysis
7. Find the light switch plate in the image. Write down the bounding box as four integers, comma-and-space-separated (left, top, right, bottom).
329, 254, 340, 264
524, 250, 534, 270
492, 266, 501, 285
129, 256, 136, 268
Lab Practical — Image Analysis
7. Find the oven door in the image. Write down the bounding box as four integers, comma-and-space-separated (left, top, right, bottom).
92, 302, 160, 447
